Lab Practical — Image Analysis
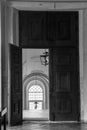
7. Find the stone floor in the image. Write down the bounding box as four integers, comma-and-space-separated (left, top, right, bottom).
5, 121, 87, 130
23, 110, 49, 120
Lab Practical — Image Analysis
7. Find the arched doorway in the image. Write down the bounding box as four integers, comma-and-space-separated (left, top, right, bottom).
28, 85, 44, 110
23, 72, 49, 120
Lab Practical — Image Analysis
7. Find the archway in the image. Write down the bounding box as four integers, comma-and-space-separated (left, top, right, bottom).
23, 72, 49, 120
28, 85, 44, 110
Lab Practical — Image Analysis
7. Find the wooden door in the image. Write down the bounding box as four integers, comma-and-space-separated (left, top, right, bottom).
9, 44, 22, 126
19, 11, 79, 121
50, 47, 80, 121
19, 11, 47, 48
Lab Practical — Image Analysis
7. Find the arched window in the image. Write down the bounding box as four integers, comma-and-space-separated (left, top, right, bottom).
28, 85, 43, 110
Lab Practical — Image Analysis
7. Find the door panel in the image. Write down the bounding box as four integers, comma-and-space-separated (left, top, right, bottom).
9, 44, 22, 126
19, 11, 78, 48
50, 48, 79, 121
19, 11, 47, 47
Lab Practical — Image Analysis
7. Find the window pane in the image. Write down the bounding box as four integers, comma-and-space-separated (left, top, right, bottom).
29, 93, 43, 100
29, 85, 43, 101
29, 85, 43, 92
28, 85, 43, 110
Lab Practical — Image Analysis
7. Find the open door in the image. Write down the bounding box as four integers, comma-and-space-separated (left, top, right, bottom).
9, 44, 22, 126
50, 47, 80, 121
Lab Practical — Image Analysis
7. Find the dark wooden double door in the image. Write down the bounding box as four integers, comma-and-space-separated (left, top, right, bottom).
9, 11, 80, 125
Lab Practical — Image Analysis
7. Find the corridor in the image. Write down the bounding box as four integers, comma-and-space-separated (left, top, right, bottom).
6, 121, 87, 130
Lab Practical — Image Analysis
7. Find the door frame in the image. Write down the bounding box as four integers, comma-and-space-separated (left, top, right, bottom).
22, 49, 49, 120
20, 11, 80, 121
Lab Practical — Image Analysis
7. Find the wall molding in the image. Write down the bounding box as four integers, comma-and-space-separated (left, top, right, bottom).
6, 1, 87, 10
6, 0, 87, 2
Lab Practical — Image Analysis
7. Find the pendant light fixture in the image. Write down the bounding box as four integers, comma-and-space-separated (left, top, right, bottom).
40, 49, 49, 66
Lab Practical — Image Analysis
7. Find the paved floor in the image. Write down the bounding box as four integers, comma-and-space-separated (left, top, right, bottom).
23, 110, 49, 120
5, 121, 87, 130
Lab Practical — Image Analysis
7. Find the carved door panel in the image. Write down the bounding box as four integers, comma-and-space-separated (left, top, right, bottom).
19, 11, 78, 48
50, 48, 79, 121
19, 11, 47, 47
47, 12, 78, 47
9, 44, 22, 126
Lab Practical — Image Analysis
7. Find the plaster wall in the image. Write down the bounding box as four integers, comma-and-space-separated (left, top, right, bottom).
81, 9, 87, 121
3, 3, 18, 111
0, 1, 19, 121
79, 10, 84, 121
22, 49, 49, 79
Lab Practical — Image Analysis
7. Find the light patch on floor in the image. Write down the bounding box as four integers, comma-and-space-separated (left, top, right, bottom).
23, 109, 49, 120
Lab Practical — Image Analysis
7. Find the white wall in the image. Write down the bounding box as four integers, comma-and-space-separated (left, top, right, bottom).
22, 49, 49, 78
76, 9, 87, 122
81, 9, 87, 121
79, 10, 84, 121
0, 0, 19, 121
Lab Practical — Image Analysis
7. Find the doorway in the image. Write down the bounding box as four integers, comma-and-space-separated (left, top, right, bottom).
8, 11, 80, 126
19, 11, 80, 121
22, 49, 49, 120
